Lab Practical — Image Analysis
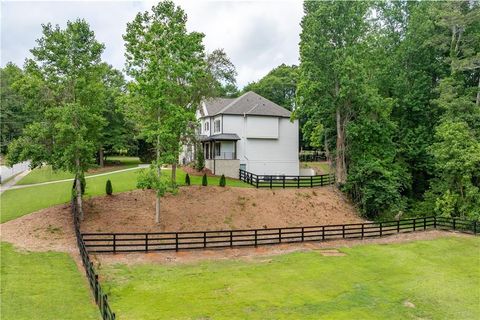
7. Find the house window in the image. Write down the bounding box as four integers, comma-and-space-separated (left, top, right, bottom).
204, 121, 209, 132
214, 119, 221, 133
215, 142, 221, 157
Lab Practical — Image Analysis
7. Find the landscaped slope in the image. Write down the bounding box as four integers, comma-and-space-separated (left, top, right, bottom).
98, 237, 480, 320
1, 242, 99, 320
81, 186, 362, 233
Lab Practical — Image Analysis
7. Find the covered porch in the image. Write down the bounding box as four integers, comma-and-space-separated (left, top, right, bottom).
199, 133, 241, 178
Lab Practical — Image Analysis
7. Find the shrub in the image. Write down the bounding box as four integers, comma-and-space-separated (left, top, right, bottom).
219, 174, 226, 187
202, 173, 208, 186
195, 146, 205, 171
106, 179, 113, 195
185, 173, 191, 186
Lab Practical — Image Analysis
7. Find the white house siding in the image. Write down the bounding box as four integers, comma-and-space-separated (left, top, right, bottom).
222, 115, 299, 176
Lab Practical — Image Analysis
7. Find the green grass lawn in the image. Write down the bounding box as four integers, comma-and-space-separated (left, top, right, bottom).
301, 161, 332, 174
1, 242, 99, 320
1, 167, 249, 223
99, 237, 480, 320
16, 156, 141, 185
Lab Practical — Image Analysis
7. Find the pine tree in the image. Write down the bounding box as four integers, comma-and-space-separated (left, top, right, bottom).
219, 174, 226, 187
202, 173, 208, 186
185, 173, 191, 186
106, 179, 113, 195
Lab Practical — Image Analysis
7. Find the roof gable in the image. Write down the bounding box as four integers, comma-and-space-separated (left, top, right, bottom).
201, 92, 291, 118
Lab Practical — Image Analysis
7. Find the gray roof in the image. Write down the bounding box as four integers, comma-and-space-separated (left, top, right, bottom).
198, 133, 241, 142
202, 92, 291, 118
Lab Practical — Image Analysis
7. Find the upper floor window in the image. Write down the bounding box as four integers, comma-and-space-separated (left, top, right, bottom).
204, 121, 209, 132
214, 119, 221, 133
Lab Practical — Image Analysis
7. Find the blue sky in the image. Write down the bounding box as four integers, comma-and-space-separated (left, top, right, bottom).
1, 0, 303, 88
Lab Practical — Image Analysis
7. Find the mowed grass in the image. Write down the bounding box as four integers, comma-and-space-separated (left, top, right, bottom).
0, 242, 99, 320
0, 167, 249, 223
301, 161, 332, 174
0, 168, 142, 223
17, 156, 141, 185
100, 237, 480, 320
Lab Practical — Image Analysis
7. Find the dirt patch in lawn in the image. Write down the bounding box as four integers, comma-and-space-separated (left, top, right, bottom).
0, 204, 77, 253
81, 186, 363, 233
93, 230, 468, 266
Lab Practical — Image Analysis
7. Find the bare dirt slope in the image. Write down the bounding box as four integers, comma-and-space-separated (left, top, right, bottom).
81, 186, 364, 233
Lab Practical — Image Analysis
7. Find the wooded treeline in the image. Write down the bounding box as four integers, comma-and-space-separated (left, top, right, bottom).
295, 1, 479, 220
1, 1, 479, 221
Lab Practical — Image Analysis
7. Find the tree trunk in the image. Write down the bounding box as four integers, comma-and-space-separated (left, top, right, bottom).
99, 147, 104, 168
75, 158, 84, 221
171, 162, 177, 186
155, 122, 161, 224
335, 107, 347, 184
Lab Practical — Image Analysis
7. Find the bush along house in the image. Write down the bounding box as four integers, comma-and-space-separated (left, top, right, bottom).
181, 91, 299, 178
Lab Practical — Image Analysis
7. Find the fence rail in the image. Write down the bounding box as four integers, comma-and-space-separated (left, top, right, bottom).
82, 216, 477, 254
72, 197, 116, 320
299, 151, 326, 162
239, 169, 334, 188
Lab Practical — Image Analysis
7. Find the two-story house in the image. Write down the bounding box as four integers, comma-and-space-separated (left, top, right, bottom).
182, 91, 299, 178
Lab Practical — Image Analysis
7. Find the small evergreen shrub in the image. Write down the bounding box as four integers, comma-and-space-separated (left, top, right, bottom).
185, 173, 191, 186
202, 173, 208, 186
106, 179, 113, 195
195, 146, 205, 171
219, 174, 226, 187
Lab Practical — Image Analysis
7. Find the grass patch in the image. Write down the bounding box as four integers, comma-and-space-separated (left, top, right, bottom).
0, 168, 142, 223
99, 237, 480, 320
1, 167, 249, 223
17, 156, 141, 185
301, 162, 332, 174
1, 242, 98, 320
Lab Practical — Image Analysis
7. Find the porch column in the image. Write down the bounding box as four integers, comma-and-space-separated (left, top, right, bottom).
234, 141, 237, 160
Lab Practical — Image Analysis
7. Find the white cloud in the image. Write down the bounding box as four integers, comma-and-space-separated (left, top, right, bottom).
1, 0, 303, 88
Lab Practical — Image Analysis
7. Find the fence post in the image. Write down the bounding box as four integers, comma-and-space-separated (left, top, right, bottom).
204, 232, 207, 248
230, 231, 233, 247
113, 234, 116, 254
453, 218, 456, 230
434, 216, 437, 229
320, 175, 324, 186
361, 224, 364, 239
297, 177, 300, 188
379, 222, 382, 237
175, 233, 179, 251
397, 220, 400, 233
322, 226, 325, 241
145, 234, 148, 252
270, 176, 273, 189
279, 228, 282, 243
342, 225, 345, 238
413, 218, 416, 231
254, 230, 258, 247
311, 176, 313, 188
283, 176, 285, 189
424, 217, 426, 230
301, 227, 304, 242
256, 175, 259, 188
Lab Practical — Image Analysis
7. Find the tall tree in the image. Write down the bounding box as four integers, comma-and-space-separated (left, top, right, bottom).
243, 64, 298, 111
124, 0, 208, 223
424, 1, 480, 219
0, 63, 26, 153
297, 1, 405, 218
6, 20, 106, 219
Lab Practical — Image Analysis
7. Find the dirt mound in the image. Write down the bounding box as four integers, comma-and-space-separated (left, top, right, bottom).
0, 204, 77, 253
81, 186, 364, 233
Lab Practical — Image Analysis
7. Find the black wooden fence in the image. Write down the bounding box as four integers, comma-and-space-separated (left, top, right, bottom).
72, 197, 116, 320
299, 150, 327, 162
239, 169, 334, 188
82, 216, 477, 254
